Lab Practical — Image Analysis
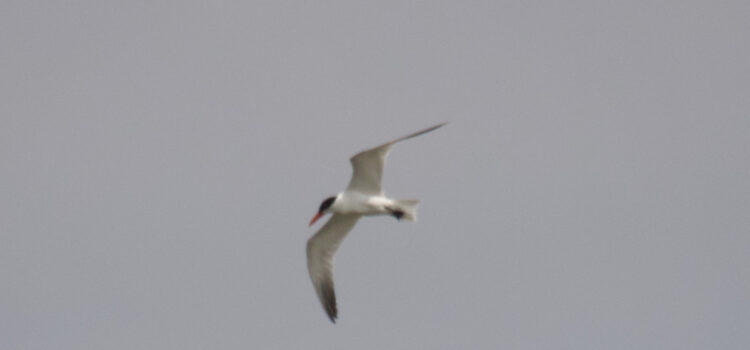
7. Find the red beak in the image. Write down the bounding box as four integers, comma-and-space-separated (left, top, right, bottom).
309, 212, 324, 226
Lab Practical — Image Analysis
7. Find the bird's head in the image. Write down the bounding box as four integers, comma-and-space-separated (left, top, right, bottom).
309, 196, 336, 226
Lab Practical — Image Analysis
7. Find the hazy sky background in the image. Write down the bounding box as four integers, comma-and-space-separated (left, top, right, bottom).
2, 1, 748, 349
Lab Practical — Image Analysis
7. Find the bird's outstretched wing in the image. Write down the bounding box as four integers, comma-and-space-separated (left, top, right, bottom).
346, 122, 447, 195
306, 213, 362, 322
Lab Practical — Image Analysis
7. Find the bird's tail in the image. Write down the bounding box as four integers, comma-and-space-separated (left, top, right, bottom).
393, 199, 420, 221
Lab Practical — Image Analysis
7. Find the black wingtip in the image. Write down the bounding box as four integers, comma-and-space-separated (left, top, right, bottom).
322, 283, 338, 323
326, 307, 338, 323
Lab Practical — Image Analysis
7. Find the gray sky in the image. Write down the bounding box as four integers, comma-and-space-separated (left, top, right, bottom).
2, 1, 749, 349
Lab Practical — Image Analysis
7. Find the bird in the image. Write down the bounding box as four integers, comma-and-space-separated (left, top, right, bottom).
306, 122, 447, 323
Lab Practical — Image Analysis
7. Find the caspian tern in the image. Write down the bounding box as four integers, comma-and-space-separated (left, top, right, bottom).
306, 122, 447, 323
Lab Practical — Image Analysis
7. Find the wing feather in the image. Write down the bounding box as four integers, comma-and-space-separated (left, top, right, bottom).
306, 214, 362, 322
346, 122, 447, 194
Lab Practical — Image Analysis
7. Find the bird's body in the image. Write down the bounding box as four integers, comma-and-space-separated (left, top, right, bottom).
327, 192, 415, 218
306, 122, 446, 323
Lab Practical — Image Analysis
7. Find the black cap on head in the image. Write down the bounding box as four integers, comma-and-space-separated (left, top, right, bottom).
318, 196, 336, 213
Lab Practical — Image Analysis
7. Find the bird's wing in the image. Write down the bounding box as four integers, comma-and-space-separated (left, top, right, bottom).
306, 213, 362, 323
345, 122, 447, 195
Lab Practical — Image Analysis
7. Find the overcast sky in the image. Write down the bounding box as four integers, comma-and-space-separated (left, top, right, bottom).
2, 1, 749, 349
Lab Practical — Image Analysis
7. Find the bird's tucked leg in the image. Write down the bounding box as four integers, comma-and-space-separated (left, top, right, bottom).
386, 206, 405, 221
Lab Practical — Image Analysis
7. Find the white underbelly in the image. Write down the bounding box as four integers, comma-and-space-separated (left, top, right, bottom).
334, 192, 393, 216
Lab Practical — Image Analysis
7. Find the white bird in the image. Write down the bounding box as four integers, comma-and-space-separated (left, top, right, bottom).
306, 122, 447, 323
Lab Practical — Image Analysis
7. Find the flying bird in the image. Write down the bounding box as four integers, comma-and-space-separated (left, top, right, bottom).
306, 122, 447, 323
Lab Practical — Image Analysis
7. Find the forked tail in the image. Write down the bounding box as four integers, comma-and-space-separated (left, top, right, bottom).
393, 199, 420, 221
